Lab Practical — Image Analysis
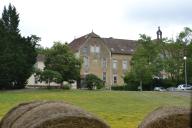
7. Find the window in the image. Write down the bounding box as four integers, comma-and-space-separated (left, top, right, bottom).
102, 58, 107, 69
122, 60, 128, 70
90, 46, 95, 53
83, 56, 89, 67
113, 74, 117, 84
113, 60, 117, 69
83, 47, 88, 54
102, 72, 106, 82
90, 45, 100, 53
95, 46, 100, 53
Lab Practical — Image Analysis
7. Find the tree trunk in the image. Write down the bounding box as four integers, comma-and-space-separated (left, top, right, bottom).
60, 82, 64, 89
48, 79, 50, 89
140, 80, 143, 91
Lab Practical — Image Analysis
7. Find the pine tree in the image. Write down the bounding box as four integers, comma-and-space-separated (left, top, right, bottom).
0, 4, 37, 89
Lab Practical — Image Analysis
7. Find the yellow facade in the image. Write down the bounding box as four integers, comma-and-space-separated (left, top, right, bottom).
75, 36, 133, 86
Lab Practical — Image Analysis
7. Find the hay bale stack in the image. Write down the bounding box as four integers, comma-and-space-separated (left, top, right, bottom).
0, 101, 110, 128
138, 106, 191, 128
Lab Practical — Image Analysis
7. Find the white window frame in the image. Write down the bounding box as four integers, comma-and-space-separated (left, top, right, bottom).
122, 60, 128, 70
90, 46, 94, 53
113, 74, 117, 84
102, 72, 106, 82
95, 46, 100, 53
102, 58, 107, 69
83, 56, 89, 67
83, 47, 88, 54
90, 45, 100, 53
113, 59, 117, 69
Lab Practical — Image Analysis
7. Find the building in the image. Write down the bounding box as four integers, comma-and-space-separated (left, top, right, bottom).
69, 32, 136, 88
27, 55, 65, 88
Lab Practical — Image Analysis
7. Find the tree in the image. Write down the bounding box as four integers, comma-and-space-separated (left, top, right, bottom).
0, 4, 38, 89
159, 27, 192, 84
44, 42, 81, 87
2, 4, 19, 33
84, 74, 104, 90
35, 69, 62, 88
186, 43, 192, 83
125, 34, 163, 90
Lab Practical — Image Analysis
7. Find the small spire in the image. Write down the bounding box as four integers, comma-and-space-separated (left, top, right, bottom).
156, 26, 162, 40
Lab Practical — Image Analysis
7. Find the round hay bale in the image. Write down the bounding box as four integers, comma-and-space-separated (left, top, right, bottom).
0, 101, 110, 128
138, 106, 191, 128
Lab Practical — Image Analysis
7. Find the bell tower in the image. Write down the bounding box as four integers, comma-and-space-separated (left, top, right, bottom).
156, 26, 162, 40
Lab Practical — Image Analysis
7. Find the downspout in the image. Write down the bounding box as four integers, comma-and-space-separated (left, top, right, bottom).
109, 52, 112, 90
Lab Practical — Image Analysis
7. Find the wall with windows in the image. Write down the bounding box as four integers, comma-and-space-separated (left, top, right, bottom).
111, 54, 132, 85
79, 37, 111, 87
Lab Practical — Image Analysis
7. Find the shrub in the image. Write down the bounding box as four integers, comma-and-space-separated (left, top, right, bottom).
62, 85, 70, 90
159, 79, 177, 88
111, 85, 125, 91
84, 74, 104, 90
111, 84, 138, 91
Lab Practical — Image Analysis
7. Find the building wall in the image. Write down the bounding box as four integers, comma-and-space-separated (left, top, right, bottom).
27, 61, 66, 87
79, 37, 111, 87
111, 54, 132, 85
78, 37, 133, 86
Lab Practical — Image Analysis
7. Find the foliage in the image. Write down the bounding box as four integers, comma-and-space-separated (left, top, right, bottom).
62, 85, 70, 90
35, 69, 62, 88
186, 43, 192, 83
111, 85, 138, 91
84, 74, 104, 90
125, 34, 162, 90
159, 78, 177, 88
44, 42, 81, 85
125, 27, 192, 89
159, 27, 192, 83
0, 4, 38, 89
0, 90, 190, 128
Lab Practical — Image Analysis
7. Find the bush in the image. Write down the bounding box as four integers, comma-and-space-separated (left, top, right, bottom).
111, 84, 138, 91
62, 85, 70, 90
159, 79, 177, 88
84, 74, 104, 90
111, 85, 125, 91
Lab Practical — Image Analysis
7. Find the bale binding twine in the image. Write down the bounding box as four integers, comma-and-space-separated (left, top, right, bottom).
0, 101, 110, 128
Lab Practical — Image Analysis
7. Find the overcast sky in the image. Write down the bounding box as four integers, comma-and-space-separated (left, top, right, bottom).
0, 0, 192, 47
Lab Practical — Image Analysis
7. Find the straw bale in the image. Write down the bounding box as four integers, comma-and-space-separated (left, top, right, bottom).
138, 106, 191, 128
0, 101, 110, 128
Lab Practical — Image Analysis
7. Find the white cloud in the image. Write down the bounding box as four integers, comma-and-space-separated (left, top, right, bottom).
0, 0, 191, 47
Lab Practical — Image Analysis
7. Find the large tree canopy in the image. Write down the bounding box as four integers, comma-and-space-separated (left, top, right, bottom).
125, 27, 192, 90
44, 42, 81, 86
124, 34, 162, 90
0, 4, 38, 89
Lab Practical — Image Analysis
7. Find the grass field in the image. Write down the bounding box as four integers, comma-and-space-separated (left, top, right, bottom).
0, 89, 191, 128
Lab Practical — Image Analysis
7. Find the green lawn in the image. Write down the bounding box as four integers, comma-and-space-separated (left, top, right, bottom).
0, 89, 191, 128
